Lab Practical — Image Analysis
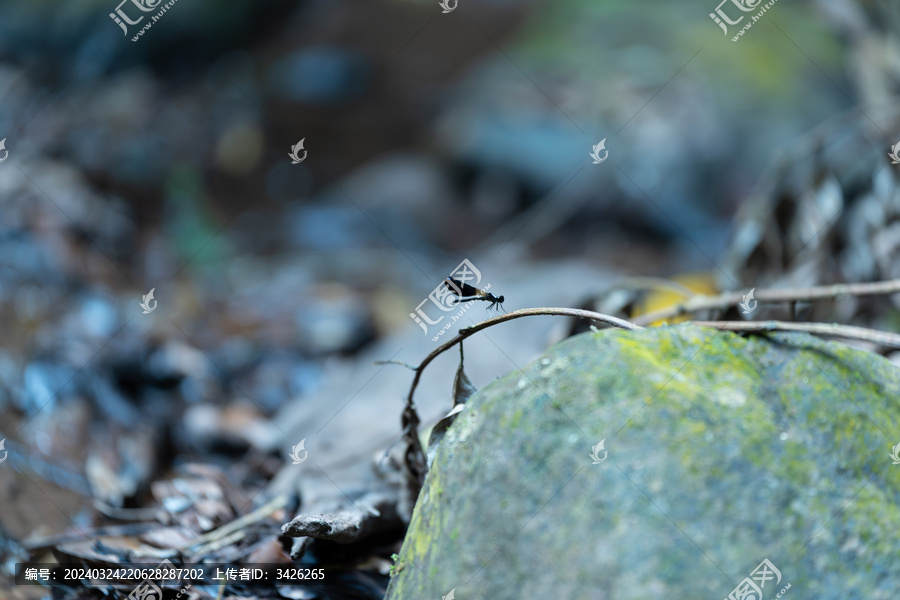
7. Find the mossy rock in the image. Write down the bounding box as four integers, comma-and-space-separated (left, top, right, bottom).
386, 324, 900, 600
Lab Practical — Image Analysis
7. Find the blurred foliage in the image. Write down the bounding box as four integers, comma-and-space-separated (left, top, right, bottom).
515, 0, 847, 139
164, 166, 230, 267
0, 0, 295, 77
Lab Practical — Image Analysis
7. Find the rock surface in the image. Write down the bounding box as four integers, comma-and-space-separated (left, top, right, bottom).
385, 324, 900, 599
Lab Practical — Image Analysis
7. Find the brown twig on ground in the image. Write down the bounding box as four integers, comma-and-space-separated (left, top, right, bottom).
633, 279, 900, 326
133, 495, 289, 559
186, 494, 289, 556
693, 320, 900, 349
397, 307, 641, 501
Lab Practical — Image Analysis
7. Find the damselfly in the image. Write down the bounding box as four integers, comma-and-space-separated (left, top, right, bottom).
444, 277, 505, 315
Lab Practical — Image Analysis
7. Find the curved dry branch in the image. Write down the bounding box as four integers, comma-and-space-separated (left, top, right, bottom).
399, 307, 640, 498
395, 301, 900, 507
633, 279, 900, 326
408, 307, 639, 405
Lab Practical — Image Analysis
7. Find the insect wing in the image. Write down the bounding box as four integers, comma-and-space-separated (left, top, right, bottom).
445, 278, 483, 298
449, 258, 481, 288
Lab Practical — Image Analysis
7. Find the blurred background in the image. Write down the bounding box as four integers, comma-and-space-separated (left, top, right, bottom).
1, 0, 899, 597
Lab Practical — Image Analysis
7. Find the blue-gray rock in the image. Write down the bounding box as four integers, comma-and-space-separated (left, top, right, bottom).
386, 324, 900, 599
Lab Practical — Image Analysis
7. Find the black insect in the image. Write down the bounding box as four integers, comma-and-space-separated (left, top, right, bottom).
444, 277, 505, 315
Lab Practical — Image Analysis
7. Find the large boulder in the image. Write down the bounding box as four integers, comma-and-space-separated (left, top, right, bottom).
385, 324, 900, 600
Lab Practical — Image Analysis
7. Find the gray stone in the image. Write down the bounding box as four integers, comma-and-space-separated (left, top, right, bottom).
386, 324, 900, 600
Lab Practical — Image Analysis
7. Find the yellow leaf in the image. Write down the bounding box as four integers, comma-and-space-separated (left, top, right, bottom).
632, 273, 718, 325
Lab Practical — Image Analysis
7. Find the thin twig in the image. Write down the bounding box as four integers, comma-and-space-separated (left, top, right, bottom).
374, 359, 417, 370
634, 279, 900, 326
399, 307, 640, 497
408, 307, 639, 410
186, 494, 288, 555
693, 320, 900, 348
